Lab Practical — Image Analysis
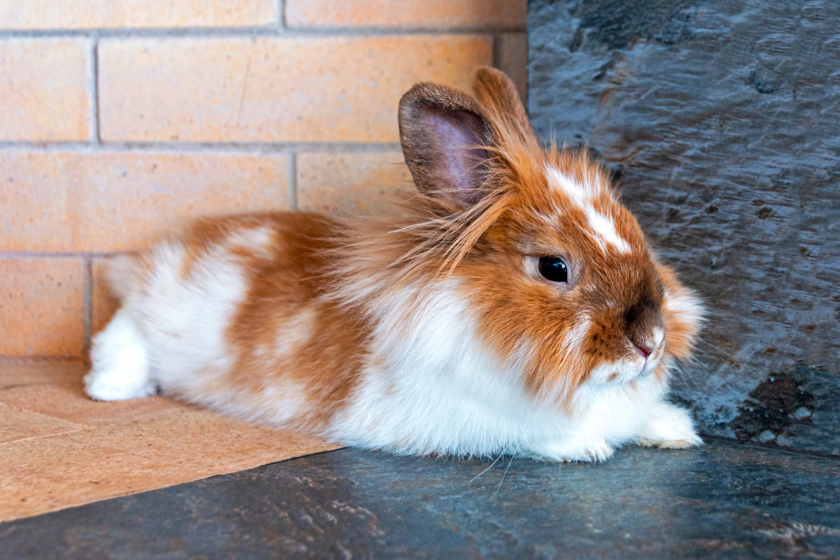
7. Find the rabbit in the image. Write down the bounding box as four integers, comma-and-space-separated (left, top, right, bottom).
85, 67, 704, 462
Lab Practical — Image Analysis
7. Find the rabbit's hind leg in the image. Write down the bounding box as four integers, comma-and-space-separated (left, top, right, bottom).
85, 307, 156, 401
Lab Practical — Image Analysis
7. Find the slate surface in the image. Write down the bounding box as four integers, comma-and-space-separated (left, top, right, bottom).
528, 0, 840, 454
1, 441, 839, 559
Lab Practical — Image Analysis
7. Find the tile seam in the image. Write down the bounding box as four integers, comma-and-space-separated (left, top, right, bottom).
89, 35, 101, 145
0, 27, 523, 39
0, 142, 403, 153
289, 151, 298, 211
82, 255, 93, 357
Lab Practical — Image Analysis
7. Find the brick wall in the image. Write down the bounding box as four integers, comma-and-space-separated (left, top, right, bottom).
0, 1, 527, 359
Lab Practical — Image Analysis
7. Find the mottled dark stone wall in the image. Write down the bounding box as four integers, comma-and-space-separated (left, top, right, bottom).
528, 0, 840, 454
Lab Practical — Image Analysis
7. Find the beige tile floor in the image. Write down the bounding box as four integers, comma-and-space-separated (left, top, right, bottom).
0, 359, 340, 522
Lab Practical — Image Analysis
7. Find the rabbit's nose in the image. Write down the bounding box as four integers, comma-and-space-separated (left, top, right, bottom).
623, 296, 663, 357
632, 342, 653, 359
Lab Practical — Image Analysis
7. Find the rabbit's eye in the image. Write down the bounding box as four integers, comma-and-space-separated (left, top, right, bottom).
538, 256, 568, 283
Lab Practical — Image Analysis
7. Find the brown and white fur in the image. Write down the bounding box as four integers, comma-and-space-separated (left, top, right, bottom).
86, 68, 703, 462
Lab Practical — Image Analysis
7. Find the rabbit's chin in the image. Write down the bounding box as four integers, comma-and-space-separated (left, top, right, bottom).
584, 348, 665, 387
587, 359, 654, 386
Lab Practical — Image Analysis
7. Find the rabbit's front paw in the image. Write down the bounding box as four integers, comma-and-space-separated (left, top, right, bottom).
526, 438, 615, 463
635, 401, 703, 449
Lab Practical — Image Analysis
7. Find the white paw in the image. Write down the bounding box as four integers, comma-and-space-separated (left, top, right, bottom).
526, 439, 616, 463
85, 364, 156, 401
635, 401, 703, 449
637, 436, 702, 449
85, 309, 155, 401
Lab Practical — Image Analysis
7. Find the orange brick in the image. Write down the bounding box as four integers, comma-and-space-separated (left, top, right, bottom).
286, 0, 526, 28
98, 36, 493, 143
0, 258, 85, 357
0, 151, 290, 252
297, 151, 416, 217
498, 33, 528, 100
0, 39, 89, 141
0, 0, 276, 29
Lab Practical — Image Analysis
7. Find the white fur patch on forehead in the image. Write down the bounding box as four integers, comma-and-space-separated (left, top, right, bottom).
585, 207, 631, 253
545, 165, 631, 254
546, 165, 593, 205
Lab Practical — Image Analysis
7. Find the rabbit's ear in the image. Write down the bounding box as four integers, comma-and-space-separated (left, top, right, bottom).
398, 83, 495, 207
472, 67, 536, 148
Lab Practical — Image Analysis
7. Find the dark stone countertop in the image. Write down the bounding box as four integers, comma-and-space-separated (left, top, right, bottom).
2, 440, 839, 559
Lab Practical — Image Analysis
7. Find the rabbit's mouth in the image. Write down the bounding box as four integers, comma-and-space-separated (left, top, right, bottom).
588, 349, 663, 386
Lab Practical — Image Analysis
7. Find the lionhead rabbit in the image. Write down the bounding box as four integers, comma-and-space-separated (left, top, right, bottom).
86, 67, 703, 462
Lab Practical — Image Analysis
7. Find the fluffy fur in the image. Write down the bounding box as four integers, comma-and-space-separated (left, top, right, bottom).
86, 68, 704, 462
